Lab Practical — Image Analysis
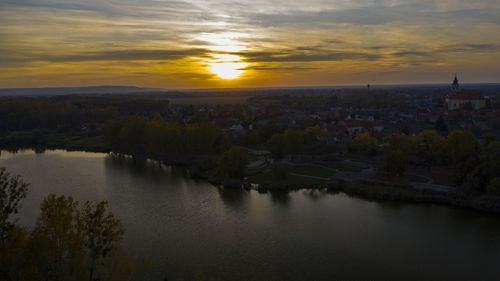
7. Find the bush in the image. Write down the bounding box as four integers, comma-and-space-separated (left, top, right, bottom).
487, 178, 500, 196
385, 150, 407, 176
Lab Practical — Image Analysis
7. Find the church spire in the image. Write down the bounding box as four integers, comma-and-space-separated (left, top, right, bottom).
452, 73, 459, 93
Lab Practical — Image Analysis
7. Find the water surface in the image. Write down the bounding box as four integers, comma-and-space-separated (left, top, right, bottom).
2, 150, 500, 281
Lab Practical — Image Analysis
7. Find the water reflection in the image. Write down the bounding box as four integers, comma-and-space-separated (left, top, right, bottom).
217, 186, 247, 208
302, 189, 329, 201
269, 189, 290, 205
105, 154, 188, 180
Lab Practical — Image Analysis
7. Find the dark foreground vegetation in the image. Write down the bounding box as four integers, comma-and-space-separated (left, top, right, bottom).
0, 168, 221, 281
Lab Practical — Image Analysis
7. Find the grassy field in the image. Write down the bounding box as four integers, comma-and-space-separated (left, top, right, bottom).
246, 170, 330, 186
316, 161, 363, 172
285, 164, 334, 178
372, 173, 428, 185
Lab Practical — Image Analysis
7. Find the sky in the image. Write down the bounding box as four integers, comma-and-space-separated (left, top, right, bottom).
0, 0, 499, 89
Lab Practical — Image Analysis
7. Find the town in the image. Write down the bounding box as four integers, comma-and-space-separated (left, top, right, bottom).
0, 77, 499, 211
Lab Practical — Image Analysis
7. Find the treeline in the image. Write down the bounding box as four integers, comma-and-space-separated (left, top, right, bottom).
266, 127, 333, 159
350, 130, 500, 195
0, 97, 170, 134
0, 168, 149, 281
104, 116, 230, 160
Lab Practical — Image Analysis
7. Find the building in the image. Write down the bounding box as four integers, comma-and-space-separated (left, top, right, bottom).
341, 120, 384, 136
447, 75, 486, 110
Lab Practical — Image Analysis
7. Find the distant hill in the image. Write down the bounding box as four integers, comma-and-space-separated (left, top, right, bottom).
0, 83, 498, 98
0, 86, 167, 97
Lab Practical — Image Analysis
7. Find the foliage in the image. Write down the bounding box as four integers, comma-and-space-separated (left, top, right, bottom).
81, 200, 124, 281
435, 115, 448, 132
413, 130, 445, 166
352, 134, 378, 155
283, 130, 306, 156
218, 146, 249, 179
267, 134, 286, 160
446, 130, 477, 165
385, 150, 407, 176
0, 189, 139, 281
32, 195, 85, 280
446, 130, 478, 185
305, 126, 330, 145
486, 178, 500, 196
104, 117, 222, 159
0, 167, 29, 243
383, 134, 412, 154
480, 141, 500, 182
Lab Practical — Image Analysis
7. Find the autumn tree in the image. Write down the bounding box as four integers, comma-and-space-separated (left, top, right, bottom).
32, 195, 85, 281
218, 146, 249, 179
385, 150, 407, 176
283, 130, 305, 157
352, 134, 378, 155
0, 167, 28, 243
81, 200, 124, 281
481, 141, 500, 195
267, 134, 286, 160
414, 130, 445, 168
446, 130, 478, 185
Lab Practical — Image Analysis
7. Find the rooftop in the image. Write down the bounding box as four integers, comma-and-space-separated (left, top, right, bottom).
450, 91, 483, 100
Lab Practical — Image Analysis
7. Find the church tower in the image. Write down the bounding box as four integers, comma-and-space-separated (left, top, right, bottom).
451, 74, 459, 94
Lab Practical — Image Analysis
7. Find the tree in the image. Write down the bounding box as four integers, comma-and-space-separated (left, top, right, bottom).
257, 121, 281, 143
0, 167, 28, 243
480, 141, 500, 182
267, 134, 286, 160
435, 116, 448, 132
385, 150, 407, 176
383, 134, 411, 154
81, 201, 124, 281
414, 130, 445, 167
283, 130, 305, 157
352, 134, 378, 155
305, 126, 330, 145
32, 195, 85, 281
446, 130, 478, 185
486, 178, 500, 196
446, 130, 477, 165
186, 122, 220, 155
218, 146, 249, 179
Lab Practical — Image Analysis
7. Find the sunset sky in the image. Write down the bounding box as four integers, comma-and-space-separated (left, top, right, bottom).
1, 0, 499, 89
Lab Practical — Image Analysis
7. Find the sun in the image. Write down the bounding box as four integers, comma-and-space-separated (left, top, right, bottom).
209, 62, 248, 79
207, 54, 248, 80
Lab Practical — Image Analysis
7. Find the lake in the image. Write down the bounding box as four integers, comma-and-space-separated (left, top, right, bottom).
2, 150, 500, 280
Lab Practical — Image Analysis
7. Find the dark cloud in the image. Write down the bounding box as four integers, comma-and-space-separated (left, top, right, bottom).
243, 66, 319, 71
249, 4, 500, 27
392, 44, 500, 58
237, 49, 382, 62
438, 43, 500, 53
0, 49, 212, 63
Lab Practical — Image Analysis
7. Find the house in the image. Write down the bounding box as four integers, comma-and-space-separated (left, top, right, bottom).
326, 125, 348, 143
341, 120, 384, 136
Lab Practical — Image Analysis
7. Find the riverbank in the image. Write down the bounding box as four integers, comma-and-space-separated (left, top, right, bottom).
0, 130, 110, 153
2, 142, 500, 216
248, 179, 500, 215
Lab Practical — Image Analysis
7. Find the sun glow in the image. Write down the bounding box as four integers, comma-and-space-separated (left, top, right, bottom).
209, 62, 248, 79
207, 54, 248, 80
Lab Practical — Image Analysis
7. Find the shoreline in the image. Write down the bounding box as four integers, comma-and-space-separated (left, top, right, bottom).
2, 146, 500, 216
